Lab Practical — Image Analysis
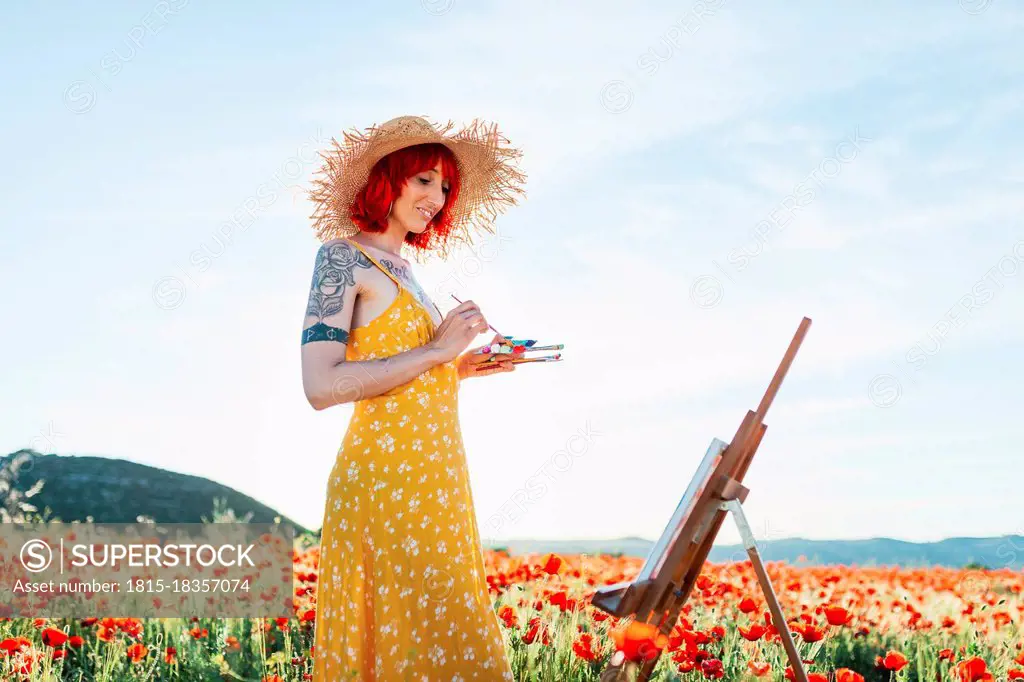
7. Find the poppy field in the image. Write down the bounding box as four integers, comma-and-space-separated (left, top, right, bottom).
1, 541, 1022, 681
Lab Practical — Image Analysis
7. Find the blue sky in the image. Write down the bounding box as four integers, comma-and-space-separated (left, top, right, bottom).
2, 1, 1022, 552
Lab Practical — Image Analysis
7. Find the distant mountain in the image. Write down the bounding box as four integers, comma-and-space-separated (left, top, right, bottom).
5, 449, 1018, 569
483, 536, 655, 559
1, 450, 308, 535
483, 535, 1024, 569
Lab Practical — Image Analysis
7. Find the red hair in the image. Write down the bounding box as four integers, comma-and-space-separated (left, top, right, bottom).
348, 143, 462, 254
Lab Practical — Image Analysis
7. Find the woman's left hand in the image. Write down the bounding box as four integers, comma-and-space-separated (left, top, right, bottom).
456, 333, 521, 380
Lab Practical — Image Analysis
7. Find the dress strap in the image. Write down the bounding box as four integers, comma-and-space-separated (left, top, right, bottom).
344, 239, 405, 291
344, 238, 445, 325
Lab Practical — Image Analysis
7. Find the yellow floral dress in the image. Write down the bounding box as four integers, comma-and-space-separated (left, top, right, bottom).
312, 240, 515, 682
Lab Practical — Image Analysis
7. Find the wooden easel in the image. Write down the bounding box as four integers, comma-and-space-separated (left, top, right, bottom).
591, 317, 812, 682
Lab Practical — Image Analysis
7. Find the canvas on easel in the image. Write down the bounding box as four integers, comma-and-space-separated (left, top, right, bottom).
591, 317, 812, 682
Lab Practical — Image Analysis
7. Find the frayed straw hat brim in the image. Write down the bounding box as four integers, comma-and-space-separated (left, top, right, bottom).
307, 115, 526, 260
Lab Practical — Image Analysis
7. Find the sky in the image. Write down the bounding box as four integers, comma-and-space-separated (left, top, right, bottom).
2, 1, 1023, 554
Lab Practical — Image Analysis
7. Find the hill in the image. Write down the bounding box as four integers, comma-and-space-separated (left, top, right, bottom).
1, 449, 308, 535
5, 450, 1019, 569
483, 534, 1024, 569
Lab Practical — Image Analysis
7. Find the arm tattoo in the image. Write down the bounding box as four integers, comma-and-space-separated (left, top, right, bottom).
301, 242, 373, 345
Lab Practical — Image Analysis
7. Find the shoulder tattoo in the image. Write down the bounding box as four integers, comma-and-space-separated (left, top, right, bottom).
380, 258, 435, 314
301, 241, 373, 345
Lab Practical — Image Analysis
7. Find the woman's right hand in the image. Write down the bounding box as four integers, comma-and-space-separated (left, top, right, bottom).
429, 300, 491, 363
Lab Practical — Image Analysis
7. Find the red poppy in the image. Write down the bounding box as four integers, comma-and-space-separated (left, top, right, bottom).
797, 624, 826, 643
824, 605, 853, 626
836, 668, 865, 682
953, 657, 994, 682
126, 642, 148, 663
608, 621, 669, 663
41, 628, 68, 648
739, 624, 768, 641
540, 553, 564, 576
879, 651, 909, 672
572, 633, 598, 661
700, 658, 724, 679
497, 605, 519, 629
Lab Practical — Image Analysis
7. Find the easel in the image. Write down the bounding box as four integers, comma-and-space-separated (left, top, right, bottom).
591, 317, 812, 682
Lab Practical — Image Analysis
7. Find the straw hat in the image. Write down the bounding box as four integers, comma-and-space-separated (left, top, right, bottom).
307, 115, 526, 260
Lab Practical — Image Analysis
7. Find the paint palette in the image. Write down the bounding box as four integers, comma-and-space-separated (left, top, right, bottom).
475, 337, 564, 365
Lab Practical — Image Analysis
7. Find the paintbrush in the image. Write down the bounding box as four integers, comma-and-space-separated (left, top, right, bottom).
478, 353, 563, 365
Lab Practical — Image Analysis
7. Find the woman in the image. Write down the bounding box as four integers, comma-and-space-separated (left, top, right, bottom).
301, 115, 526, 681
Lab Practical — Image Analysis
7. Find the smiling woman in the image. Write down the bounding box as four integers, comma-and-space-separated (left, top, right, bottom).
348, 142, 461, 253
300, 115, 526, 681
